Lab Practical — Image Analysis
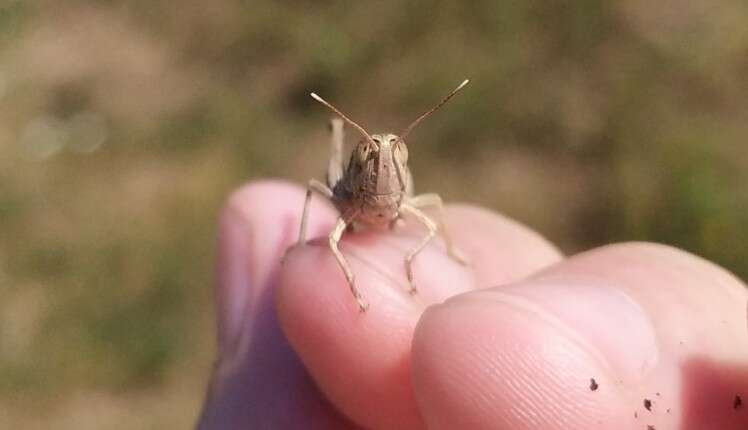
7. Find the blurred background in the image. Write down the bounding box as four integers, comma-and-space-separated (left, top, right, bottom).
1, 0, 747, 428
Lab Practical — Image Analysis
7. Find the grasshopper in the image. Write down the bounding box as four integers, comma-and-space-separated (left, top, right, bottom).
297, 80, 470, 312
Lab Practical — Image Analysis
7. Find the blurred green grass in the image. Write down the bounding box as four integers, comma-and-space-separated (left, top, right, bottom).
1, 0, 747, 427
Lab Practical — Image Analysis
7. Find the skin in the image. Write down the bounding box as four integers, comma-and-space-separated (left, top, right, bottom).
197, 180, 748, 430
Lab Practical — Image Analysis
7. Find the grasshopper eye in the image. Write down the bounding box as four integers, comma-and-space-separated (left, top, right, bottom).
357, 142, 373, 162
394, 140, 408, 163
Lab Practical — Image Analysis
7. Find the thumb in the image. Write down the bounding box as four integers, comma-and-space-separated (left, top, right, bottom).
412, 243, 748, 430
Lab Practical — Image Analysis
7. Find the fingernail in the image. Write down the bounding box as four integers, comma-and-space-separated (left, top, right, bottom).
467, 275, 659, 382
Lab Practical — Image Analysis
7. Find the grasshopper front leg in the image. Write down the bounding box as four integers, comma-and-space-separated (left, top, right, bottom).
406, 193, 469, 265
329, 212, 368, 312
399, 203, 438, 295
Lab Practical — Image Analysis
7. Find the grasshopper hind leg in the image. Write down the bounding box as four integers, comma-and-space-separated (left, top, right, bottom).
326, 118, 345, 189
298, 118, 345, 246
297, 179, 333, 245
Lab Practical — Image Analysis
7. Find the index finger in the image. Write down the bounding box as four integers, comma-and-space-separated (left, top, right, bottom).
277, 202, 562, 429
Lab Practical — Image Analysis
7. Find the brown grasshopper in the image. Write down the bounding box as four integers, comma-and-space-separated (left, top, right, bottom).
297, 80, 470, 312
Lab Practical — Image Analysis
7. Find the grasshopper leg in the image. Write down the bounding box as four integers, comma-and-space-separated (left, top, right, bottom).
406, 193, 469, 265
329, 213, 368, 312
326, 118, 345, 188
399, 203, 438, 295
297, 179, 333, 245
297, 117, 343, 246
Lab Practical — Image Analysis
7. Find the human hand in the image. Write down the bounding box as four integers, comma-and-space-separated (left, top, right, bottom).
196, 181, 748, 430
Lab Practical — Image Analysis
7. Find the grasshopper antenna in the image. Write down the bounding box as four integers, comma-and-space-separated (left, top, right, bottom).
399, 79, 470, 140
311, 93, 375, 143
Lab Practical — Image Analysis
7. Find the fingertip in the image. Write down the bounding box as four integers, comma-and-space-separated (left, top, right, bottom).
412, 242, 748, 430
277, 227, 476, 429
277, 241, 426, 429
412, 282, 634, 430
276, 232, 480, 429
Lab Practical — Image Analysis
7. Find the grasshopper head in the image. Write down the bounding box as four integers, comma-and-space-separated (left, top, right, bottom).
310, 79, 468, 195
353, 133, 408, 195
